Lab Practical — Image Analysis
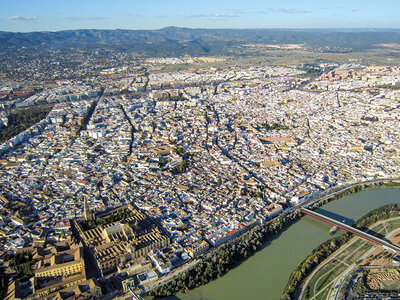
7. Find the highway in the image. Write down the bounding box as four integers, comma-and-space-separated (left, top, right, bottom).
301, 208, 400, 254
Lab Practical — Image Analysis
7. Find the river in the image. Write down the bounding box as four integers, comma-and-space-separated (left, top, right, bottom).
175, 188, 400, 300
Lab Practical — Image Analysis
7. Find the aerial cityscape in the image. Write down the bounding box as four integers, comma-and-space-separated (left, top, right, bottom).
1, 1, 400, 300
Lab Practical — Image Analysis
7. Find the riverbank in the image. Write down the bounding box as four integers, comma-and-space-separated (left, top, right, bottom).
307, 179, 400, 210
179, 187, 400, 300
149, 180, 400, 298
150, 209, 302, 297
283, 203, 400, 300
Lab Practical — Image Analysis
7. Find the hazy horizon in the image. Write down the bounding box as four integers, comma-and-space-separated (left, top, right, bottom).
2, 26, 400, 34
1, 0, 399, 33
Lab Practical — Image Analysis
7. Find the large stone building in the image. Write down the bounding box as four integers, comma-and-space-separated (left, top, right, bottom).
27, 238, 101, 299
72, 204, 170, 275
34, 246, 84, 279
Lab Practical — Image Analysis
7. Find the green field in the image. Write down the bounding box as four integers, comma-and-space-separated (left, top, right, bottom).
301, 218, 399, 300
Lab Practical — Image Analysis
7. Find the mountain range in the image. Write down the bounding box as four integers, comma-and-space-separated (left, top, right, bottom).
1, 27, 400, 56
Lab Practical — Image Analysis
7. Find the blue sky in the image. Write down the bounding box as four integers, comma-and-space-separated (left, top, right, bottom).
1, 0, 399, 32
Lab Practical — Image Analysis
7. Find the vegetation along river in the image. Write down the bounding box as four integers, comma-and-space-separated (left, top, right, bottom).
177, 188, 400, 300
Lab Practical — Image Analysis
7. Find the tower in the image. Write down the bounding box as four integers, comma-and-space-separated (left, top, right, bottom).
84, 197, 93, 221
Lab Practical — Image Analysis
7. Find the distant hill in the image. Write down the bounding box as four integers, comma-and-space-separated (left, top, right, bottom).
1, 27, 400, 56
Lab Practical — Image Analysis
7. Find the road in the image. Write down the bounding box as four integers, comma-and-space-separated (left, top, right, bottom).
299, 217, 400, 300
146, 178, 400, 295
301, 208, 400, 253
140, 259, 200, 295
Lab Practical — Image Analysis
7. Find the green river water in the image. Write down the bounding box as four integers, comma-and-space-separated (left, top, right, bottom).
175, 188, 400, 300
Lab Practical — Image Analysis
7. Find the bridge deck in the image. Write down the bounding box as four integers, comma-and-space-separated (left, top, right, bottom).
301, 208, 400, 253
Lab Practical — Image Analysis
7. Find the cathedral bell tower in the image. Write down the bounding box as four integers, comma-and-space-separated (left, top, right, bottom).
84, 197, 93, 221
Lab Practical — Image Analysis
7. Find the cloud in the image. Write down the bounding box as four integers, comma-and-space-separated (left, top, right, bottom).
244, 8, 313, 15
274, 8, 313, 14
214, 14, 239, 18
226, 7, 262, 15
183, 13, 239, 19
66, 16, 106, 21
228, 9, 252, 15
319, 7, 345, 10
90, 17, 106, 20
318, 7, 362, 13
125, 13, 143, 18
8, 16, 38, 21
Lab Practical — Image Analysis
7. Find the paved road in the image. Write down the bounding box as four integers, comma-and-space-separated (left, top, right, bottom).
301, 208, 400, 253
299, 217, 400, 300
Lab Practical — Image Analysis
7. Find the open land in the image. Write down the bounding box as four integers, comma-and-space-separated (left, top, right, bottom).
299, 217, 400, 300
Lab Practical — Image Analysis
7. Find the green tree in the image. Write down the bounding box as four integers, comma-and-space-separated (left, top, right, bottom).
175, 146, 185, 155
176, 160, 188, 173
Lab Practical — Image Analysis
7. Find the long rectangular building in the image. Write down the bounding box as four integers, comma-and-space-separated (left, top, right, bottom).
72, 203, 170, 275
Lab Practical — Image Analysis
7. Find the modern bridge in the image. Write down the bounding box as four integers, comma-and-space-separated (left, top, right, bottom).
301, 208, 400, 254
